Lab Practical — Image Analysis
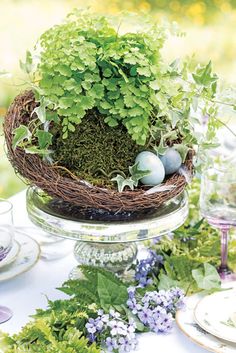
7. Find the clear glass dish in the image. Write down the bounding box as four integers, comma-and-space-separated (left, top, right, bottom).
26, 186, 189, 276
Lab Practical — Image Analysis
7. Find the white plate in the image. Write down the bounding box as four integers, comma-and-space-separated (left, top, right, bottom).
0, 240, 20, 269
176, 283, 236, 353
0, 231, 40, 282
194, 287, 236, 343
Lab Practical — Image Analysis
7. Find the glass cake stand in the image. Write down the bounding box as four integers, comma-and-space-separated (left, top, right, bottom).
26, 187, 188, 278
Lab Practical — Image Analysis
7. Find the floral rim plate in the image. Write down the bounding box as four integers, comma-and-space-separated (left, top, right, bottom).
0, 240, 20, 269
0, 231, 40, 282
194, 287, 236, 343
176, 283, 236, 353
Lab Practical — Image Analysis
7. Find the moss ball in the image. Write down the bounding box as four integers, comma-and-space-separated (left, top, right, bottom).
51, 110, 145, 187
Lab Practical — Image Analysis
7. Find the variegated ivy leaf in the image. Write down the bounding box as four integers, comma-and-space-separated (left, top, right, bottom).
192, 61, 218, 87
12, 125, 31, 150
111, 175, 135, 192
154, 136, 169, 156
112, 163, 150, 191
129, 162, 150, 187
35, 130, 53, 149
169, 110, 182, 128
25, 146, 52, 157
31, 97, 53, 123
173, 143, 190, 162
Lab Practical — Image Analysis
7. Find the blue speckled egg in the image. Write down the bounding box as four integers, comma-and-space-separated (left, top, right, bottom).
135, 151, 165, 185
159, 148, 182, 175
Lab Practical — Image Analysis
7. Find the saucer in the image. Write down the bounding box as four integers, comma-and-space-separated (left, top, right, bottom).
0, 231, 40, 282
176, 282, 236, 353
194, 287, 236, 343
0, 241, 20, 269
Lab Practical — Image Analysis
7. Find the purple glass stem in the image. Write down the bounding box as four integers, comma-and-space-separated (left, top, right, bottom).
218, 225, 231, 276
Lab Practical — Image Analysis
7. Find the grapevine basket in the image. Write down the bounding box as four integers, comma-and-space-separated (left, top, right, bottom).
4, 90, 193, 215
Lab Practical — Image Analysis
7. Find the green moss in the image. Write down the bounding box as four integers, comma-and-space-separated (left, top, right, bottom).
51, 110, 146, 188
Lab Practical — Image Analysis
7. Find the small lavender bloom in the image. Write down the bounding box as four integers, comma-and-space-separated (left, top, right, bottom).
128, 318, 136, 330
152, 305, 167, 318
87, 308, 138, 348
138, 307, 152, 325
109, 320, 127, 336
88, 333, 96, 343
175, 298, 185, 310
132, 303, 142, 315
152, 312, 173, 334
86, 318, 97, 334
95, 318, 104, 331
126, 318, 136, 339
152, 237, 160, 245
97, 309, 104, 316
118, 336, 133, 352
127, 296, 142, 314
126, 298, 136, 311
149, 250, 164, 264
109, 309, 121, 319
158, 313, 173, 333
168, 288, 186, 310
139, 276, 153, 287
106, 337, 118, 352
127, 286, 136, 299
152, 291, 172, 308
202, 114, 209, 126
135, 250, 164, 287
101, 313, 110, 323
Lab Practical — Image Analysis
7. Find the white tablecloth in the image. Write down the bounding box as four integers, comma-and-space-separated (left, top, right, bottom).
0, 190, 208, 353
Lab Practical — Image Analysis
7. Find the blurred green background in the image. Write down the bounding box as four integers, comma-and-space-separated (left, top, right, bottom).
1, 0, 236, 198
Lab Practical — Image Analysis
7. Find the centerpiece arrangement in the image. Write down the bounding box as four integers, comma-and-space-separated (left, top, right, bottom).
2, 10, 236, 353
4, 11, 219, 219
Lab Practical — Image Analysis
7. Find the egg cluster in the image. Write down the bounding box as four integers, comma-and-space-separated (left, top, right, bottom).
135, 148, 182, 186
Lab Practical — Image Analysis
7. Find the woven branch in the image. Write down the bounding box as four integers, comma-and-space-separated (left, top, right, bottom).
4, 91, 193, 212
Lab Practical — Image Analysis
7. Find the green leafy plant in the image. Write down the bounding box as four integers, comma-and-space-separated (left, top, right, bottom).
13, 11, 228, 173
59, 265, 129, 310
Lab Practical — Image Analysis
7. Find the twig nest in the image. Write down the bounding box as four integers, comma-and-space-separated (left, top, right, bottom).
4, 91, 193, 212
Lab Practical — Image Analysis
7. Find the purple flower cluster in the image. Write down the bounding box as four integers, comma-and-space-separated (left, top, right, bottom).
135, 250, 163, 287
127, 286, 185, 334
86, 309, 137, 353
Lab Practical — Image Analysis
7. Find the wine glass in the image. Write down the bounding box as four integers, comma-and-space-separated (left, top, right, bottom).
0, 199, 14, 323
200, 167, 236, 281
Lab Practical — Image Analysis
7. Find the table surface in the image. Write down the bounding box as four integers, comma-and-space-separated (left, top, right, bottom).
0, 190, 208, 353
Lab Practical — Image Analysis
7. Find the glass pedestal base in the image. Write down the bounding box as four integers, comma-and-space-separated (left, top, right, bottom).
74, 241, 137, 272
70, 242, 137, 279
26, 187, 189, 277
